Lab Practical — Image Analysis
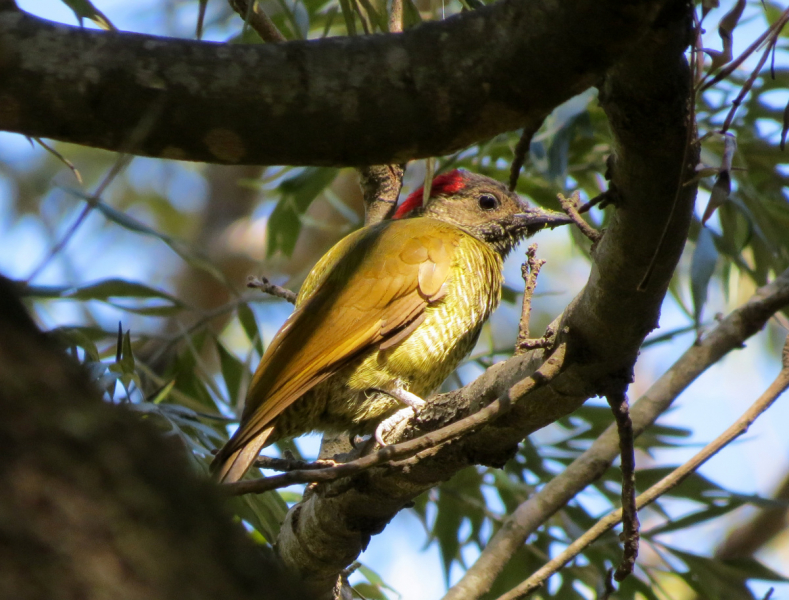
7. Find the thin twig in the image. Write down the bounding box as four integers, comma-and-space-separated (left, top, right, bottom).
25, 97, 166, 284
606, 391, 639, 582
229, 0, 287, 43
719, 36, 773, 133
388, 0, 402, 33
699, 7, 789, 92
495, 335, 789, 600
557, 191, 602, 243
222, 344, 566, 496
247, 276, 297, 304
255, 455, 337, 471
515, 244, 548, 354
509, 120, 543, 191
32, 138, 83, 184
598, 569, 616, 600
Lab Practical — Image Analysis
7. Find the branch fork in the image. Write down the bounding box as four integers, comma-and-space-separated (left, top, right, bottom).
557, 191, 603, 245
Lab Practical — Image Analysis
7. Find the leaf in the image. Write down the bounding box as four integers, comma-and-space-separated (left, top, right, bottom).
691, 226, 718, 327
195, 0, 208, 39
67, 278, 182, 303
337, 0, 358, 35
109, 329, 136, 376
229, 491, 288, 543
668, 547, 787, 600
53, 327, 100, 362
781, 99, 789, 151
637, 467, 726, 501
60, 188, 232, 288
59, 0, 116, 30
401, 0, 422, 28
704, 0, 745, 73
237, 303, 264, 357
645, 501, 744, 536
702, 134, 736, 224
217, 341, 246, 406
266, 167, 338, 257
352, 583, 389, 600
32, 138, 82, 184
150, 380, 177, 404
701, 0, 719, 19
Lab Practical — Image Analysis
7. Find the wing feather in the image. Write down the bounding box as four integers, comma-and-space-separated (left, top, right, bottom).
225, 219, 461, 452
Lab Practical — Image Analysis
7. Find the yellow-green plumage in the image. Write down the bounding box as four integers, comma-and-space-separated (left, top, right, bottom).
212, 218, 502, 483
211, 169, 570, 483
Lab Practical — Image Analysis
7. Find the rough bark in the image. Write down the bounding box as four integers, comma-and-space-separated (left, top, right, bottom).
0, 277, 308, 600
0, 0, 668, 166
273, 1, 698, 595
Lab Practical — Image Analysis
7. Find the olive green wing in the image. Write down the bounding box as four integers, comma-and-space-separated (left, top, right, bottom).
226, 219, 460, 454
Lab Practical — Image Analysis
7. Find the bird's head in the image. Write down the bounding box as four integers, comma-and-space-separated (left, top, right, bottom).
393, 169, 572, 256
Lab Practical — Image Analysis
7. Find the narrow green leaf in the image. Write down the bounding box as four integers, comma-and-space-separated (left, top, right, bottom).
59, 0, 116, 30
266, 167, 338, 257
237, 303, 264, 356
690, 226, 718, 327
217, 341, 245, 406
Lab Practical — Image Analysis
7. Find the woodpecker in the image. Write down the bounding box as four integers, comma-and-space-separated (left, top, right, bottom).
212, 170, 571, 483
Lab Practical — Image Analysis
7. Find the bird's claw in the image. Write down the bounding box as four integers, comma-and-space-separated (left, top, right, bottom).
374, 406, 418, 447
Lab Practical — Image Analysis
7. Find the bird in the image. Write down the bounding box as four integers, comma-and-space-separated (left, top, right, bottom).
211, 169, 571, 483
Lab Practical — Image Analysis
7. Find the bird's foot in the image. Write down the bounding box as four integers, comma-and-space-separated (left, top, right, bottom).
374, 406, 418, 448
385, 387, 426, 412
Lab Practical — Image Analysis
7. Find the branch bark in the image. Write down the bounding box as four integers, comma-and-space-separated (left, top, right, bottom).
0, 276, 308, 600
0, 0, 668, 166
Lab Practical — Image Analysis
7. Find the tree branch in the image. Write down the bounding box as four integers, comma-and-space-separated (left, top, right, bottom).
0, 0, 668, 165
496, 334, 789, 600
445, 267, 789, 600
0, 276, 308, 600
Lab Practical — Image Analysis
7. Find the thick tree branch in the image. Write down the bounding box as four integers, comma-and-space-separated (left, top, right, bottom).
0, 276, 308, 600
445, 267, 789, 600
0, 0, 667, 166
270, 2, 697, 595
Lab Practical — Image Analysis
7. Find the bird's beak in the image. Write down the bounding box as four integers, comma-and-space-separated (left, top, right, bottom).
514, 207, 574, 234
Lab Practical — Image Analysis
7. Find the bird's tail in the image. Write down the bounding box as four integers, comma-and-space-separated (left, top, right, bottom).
211, 426, 275, 484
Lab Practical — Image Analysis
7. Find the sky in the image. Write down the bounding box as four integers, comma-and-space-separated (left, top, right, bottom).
6, 1, 789, 599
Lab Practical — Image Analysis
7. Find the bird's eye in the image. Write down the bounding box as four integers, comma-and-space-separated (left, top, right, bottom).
478, 194, 499, 211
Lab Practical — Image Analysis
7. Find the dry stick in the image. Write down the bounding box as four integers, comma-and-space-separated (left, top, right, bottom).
247, 275, 297, 304
229, 0, 287, 43
222, 343, 566, 495
508, 120, 544, 191
557, 191, 601, 243
699, 7, 789, 92
496, 335, 789, 600
254, 455, 336, 471
443, 268, 789, 600
720, 38, 774, 133
606, 391, 639, 582
515, 244, 547, 354
388, 0, 402, 34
